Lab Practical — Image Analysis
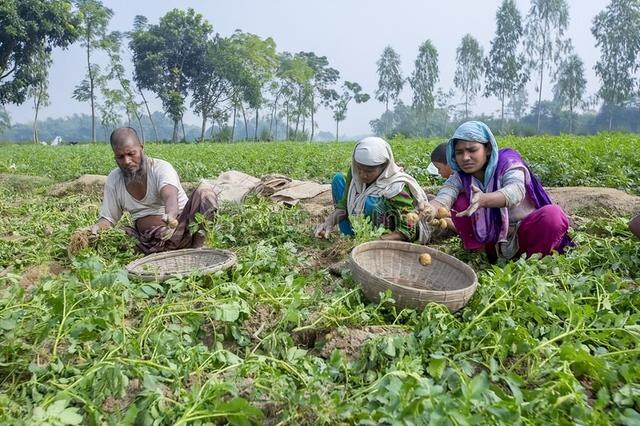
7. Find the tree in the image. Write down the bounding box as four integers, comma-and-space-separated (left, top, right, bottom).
229, 32, 278, 141
454, 35, 483, 120
27, 48, 51, 144
276, 53, 314, 140
0, 107, 10, 134
591, 0, 640, 130
74, 0, 113, 143
375, 46, 404, 120
98, 87, 124, 139
0, 0, 79, 105
190, 36, 241, 142
484, 0, 529, 128
553, 53, 586, 132
297, 52, 339, 142
524, 0, 570, 133
507, 86, 529, 121
409, 40, 439, 134
326, 81, 370, 141
435, 88, 456, 136
102, 31, 146, 141
130, 8, 212, 142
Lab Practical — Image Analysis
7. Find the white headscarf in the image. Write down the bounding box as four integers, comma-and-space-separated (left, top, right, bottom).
347, 137, 432, 243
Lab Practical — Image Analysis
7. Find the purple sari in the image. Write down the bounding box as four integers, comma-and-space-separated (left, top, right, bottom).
453, 148, 572, 252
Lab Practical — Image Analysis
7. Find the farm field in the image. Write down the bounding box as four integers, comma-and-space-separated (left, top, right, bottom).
0, 135, 639, 425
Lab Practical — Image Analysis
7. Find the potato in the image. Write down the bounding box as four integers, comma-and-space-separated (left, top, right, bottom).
436, 207, 451, 219
406, 212, 420, 226
439, 218, 448, 229
418, 253, 432, 266
430, 218, 441, 227
167, 218, 179, 229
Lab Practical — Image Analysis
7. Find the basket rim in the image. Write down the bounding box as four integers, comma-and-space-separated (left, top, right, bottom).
126, 248, 237, 281
349, 240, 478, 295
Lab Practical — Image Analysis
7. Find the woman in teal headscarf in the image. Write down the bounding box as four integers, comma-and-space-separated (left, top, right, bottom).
430, 121, 572, 262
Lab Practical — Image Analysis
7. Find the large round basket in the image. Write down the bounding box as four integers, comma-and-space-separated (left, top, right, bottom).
126, 248, 237, 282
350, 241, 477, 312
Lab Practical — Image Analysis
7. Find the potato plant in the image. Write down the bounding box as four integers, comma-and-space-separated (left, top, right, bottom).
0, 136, 639, 424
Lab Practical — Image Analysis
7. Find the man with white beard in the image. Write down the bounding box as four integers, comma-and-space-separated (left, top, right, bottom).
85, 127, 218, 254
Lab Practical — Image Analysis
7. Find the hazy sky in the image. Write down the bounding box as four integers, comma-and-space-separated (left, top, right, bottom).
6, 0, 610, 137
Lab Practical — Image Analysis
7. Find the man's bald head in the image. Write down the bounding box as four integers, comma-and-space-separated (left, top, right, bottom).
110, 127, 142, 149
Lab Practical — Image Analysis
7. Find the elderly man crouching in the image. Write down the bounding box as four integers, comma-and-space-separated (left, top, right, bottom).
85, 127, 218, 254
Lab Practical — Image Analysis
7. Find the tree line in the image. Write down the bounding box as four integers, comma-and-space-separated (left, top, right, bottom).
1, 0, 640, 143
372, 0, 640, 137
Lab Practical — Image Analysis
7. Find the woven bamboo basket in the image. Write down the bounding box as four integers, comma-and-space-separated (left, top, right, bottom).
350, 241, 477, 312
126, 248, 236, 282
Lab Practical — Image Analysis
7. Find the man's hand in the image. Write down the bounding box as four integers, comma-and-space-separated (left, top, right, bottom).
159, 226, 176, 241
162, 213, 179, 229
456, 184, 483, 217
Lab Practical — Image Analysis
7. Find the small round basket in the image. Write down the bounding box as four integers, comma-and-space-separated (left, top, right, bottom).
126, 248, 236, 282
350, 241, 477, 312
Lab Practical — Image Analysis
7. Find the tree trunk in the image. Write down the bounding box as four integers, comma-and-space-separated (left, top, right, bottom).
286, 103, 290, 140
500, 87, 505, 131
384, 97, 389, 136
135, 112, 145, 143
269, 103, 275, 137
335, 119, 339, 141
231, 103, 237, 142
609, 110, 613, 131
254, 108, 259, 141
172, 119, 179, 143
32, 92, 40, 144
200, 112, 207, 143
465, 91, 469, 120
310, 92, 315, 142
274, 102, 278, 140
536, 44, 546, 134
86, 41, 96, 143
569, 104, 574, 133
294, 110, 301, 139
138, 86, 158, 142
240, 103, 248, 141
181, 118, 186, 142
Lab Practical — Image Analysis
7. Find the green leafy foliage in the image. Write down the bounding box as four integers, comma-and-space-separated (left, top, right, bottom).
0, 136, 639, 424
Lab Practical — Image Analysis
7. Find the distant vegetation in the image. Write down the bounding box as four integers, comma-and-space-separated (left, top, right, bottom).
3, 1, 640, 142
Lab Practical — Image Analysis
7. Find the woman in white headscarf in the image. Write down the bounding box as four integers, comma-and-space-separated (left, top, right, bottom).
315, 137, 431, 242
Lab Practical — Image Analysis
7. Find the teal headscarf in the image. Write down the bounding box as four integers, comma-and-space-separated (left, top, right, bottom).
446, 121, 498, 189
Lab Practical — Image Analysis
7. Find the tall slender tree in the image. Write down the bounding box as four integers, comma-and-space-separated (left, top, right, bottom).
553, 53, 586, 132
454, 35, 484, 120
524, 0, 570, 133
102, 31, 145, 141
591, 0, 640, 130
129, 15, 159, 141
375, 46, 404, 137
74, 0, 113, 142
27, 49, 51, 144
326, 81, 370, 141
296, 52, 339, 141
375, 46, 404, 114
230, 32, 277, 141
409, 40, 439, 135
484, 0, 528, 128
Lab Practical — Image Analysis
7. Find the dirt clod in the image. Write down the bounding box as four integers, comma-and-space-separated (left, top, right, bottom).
19, 261, 67, 291
319, 326, 409, 360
